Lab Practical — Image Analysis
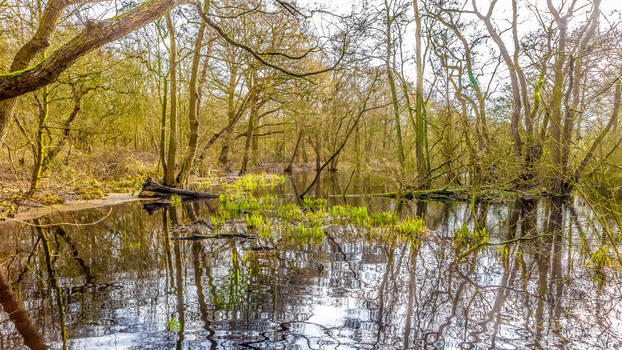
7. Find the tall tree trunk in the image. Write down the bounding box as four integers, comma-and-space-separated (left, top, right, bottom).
160, 76, 168, 177
547, 0, 569, 195
176, 2, 209, 185
164, 14, 177, 187
301, 132, 308, 163
251, 121, 259, 166
413, 0, 427, 186
285, 128, 303, 172
384, 0, 405, 168
239, 71, 258, 176
219, 65, 238, 171
27, 65, 49, 198
314, 134, 322, 171
473, 0, 524, 159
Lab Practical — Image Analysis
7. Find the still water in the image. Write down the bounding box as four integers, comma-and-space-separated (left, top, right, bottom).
1, 172, 621, 349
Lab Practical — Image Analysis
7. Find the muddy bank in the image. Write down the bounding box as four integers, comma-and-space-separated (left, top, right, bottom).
2, 193, 145, 222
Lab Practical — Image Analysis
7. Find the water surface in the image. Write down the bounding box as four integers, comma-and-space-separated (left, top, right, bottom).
1, 172, 621, 349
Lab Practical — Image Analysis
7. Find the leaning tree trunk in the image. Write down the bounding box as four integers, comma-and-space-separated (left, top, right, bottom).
0, 0, 187, 142
0, 269, 48, 350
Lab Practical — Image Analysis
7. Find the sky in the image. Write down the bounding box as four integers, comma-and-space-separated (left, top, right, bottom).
296, 0, 621, 103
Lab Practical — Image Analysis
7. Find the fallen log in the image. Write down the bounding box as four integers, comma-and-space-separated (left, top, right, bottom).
139, 177, 219, 199
170, 233, 257, 240
379, 187, 544, 202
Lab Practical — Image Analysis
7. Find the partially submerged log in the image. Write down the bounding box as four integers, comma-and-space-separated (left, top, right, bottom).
380, 187, 544, 202
139, 177, 219, 200
170, 233, 257, 241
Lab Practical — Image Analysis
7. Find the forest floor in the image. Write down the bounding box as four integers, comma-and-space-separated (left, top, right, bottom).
0, 148, 317, 221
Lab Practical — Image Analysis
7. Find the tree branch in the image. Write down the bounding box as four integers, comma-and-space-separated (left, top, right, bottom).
0, 0, 188, 101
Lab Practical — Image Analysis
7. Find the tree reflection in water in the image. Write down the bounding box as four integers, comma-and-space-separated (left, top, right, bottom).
0, 172, 621, 349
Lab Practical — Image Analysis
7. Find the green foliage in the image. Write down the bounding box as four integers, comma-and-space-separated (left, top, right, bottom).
220, 194, 263, 215
245, 213, 263, 228
327, 205, 348, 223
395, 216, 425, 236
586, 246, 613, 287
109, 174, 146, 193
327, 205, 368, 224
224, 174, 286, 194
304, 209, 326, 227
168, 316, 181, 332
303, 196, 327, 209
218, 175, 285, 217
245, 213, 274, 239
348, 206, 368, 225
279, 203, 303, 220
369, 211, 397, 226
209, 215, 225, 228
285, 222, 324, 245
452, 224, 488, 250
259, 194, 276, 207
170, 194, 182, 207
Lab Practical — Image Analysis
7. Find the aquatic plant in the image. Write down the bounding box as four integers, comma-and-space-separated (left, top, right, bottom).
396, 216, 425, 235
393, 216, 426, 246
452, 224, 488, 250
327, 205, 369, 225
348, 206, 368, 225
303, 196, 327, 209
279, 203, 303, 221
209, 215, 225, 227
369, 211, 397, 226
224, 174, 286, 193
245, 213, 264, 229
239, 197, 262, 211
259, 194, 276, 208
305, 209, 326, 227
168, 315, 181, 332
170, 194, 182, 207
327, 205, 348, 223
245, 213, 274, 239
285, 222, 324, 245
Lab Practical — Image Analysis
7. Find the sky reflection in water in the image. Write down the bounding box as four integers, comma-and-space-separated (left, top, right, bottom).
0, 171, 621, 349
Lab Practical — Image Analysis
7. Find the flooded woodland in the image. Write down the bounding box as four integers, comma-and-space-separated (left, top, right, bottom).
2, 0, 622, 348
1, 172, 621, 349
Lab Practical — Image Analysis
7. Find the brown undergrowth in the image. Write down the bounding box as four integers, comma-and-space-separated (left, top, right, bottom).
0, 149, 157, 219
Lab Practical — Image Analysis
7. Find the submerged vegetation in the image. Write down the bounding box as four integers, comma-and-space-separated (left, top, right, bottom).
197, 174, 427, 248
